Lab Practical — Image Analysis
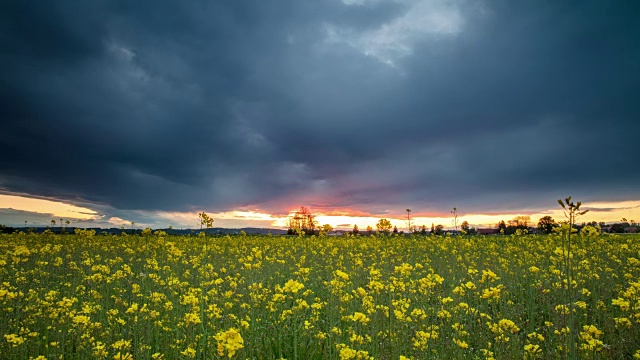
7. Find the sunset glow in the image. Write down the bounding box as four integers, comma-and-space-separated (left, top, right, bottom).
1, 192, 639, 230
0, 194, 98, 220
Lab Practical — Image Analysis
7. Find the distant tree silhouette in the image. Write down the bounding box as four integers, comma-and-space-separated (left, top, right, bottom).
376, 219, 392, 234
504, 216, 530, 234
198, 212, 214, 229
537, 216, 557, 234
287, 207, 318, 235
497, 220, 506, 234
461, 221, 470, 233
0, 225, 17, 234
352, 224, 359, 235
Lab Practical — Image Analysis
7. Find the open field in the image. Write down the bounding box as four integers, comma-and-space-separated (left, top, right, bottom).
1, 231, 639, 359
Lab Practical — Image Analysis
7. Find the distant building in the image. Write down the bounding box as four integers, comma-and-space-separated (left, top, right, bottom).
476, 228, 500, 235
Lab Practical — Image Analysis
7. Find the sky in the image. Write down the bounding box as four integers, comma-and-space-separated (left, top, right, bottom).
1, 1, 639, 230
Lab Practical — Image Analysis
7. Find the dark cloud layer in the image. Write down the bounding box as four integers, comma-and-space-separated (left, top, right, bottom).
1, 0, 639, 218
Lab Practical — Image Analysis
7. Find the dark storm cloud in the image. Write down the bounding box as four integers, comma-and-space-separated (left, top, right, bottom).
1, 0, 639, 218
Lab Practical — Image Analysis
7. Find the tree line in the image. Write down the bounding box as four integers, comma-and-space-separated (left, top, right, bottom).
285, 206, 638, 236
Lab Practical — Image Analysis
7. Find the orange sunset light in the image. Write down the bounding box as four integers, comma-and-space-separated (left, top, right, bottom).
279, 200, 640, 230
2, 193, 638, 229
0, 194, 98, 220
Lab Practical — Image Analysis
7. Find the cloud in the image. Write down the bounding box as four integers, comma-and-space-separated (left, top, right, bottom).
0, 1, 639, 225
108, 217, 131, 227
324, 0, 465, 65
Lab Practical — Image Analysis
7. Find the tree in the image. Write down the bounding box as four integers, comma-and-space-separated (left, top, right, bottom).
508, 216, 531, 227
611, 223, 626, 233
504, 216, 531, 234
366, 225, 373, 235
51, 219, 56, 227
537, 216, 557, 234
287, 207, 318, 235
451, 207, 459, 231
406, 209, 412, 232
432, 224, 445, 236
420, 225, 427, 235
376, 219, 392, 234
198, 212, 214, 229
322, 224, 333, 235
393, 225, 398, 234
352, 224, 359, 235
497, 220, 506, 234
461, 221, 470, 234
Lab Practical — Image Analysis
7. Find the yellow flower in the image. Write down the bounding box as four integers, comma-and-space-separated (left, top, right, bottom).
339, 346, 357, 360
612, 298, 630, 311
334, 270, 350, 281
4, 334, 25, 347
215, 328, 244, 358
350, 312, 370, 324
181, 346, 196, 358
183, 312, 201, 325
453, 338, 469, 349
73, 315, 91, 326
282, 279, 305, 293
125, 303, 139, 314
111, 339, 132, 351
524, 344, 542, 357
480, 269, 500, 283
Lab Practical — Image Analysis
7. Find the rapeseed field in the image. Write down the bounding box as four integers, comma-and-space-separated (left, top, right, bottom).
1, 230, 639, 359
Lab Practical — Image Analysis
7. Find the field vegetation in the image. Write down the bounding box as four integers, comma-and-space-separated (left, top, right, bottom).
1, 229, 639, 359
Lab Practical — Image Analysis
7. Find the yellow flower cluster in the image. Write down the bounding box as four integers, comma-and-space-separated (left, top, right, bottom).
215, 328, 244, 358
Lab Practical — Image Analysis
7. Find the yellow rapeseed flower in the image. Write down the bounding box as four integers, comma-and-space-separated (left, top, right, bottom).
215, 328, 244, 358
282, 279, 305, 293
